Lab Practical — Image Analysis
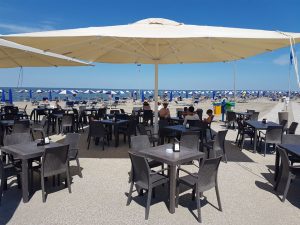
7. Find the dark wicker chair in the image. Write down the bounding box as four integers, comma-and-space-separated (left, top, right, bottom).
64, 133, 82, 178
119, 117, 137, 147
225, 111, 236, 129
137, 124, 159, 146
259, 126, 283, 157
142, 110, 153, 126
61, 114, 74, 133
87, 121, 109, 150
236, 119, 255, 149
39, 144, 71, 202
282, 134, 300, 165
203, 130, 228, 162
285, 122, 298, 134
72, 108, 84, 132
126, 152, 169, 220
176, 156, 223, 223
0, 159, 21, 204
274, 146, 300, 202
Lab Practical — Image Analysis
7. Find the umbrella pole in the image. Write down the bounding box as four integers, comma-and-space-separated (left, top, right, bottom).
154, 63, 159, 133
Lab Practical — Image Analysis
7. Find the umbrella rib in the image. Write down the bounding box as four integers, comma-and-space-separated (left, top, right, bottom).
0, 47, 22, 67
27, 51, 57, 67
132, 38, 156, 59
111, 37, 153, 59
165, 40, 181, 63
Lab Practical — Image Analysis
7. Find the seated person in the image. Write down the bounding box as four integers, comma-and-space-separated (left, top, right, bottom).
159, 101, 170, 119
203, 109, 213, 123
55, 100, 62, 109
157, 102, 163, 111
143, 101, 151, 110
182, 107, 188, 117
183, 106, 200, 125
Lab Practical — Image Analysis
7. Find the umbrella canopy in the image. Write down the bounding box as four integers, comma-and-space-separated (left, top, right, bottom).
8, 88, 13, 104
0, 38, 90, 68
59, 90, 75, 95
4, 18, 300, 64
1, 90, 5, 102
141, 90, 145, 102
6, 18, 300, 131
83, 89, 95, 94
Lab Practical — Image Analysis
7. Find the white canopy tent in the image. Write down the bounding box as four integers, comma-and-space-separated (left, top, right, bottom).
4, 18, 300, 131
0, 38, 89, 68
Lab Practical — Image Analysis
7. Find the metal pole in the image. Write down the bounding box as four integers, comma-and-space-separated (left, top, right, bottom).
154, 63, 159, 133
233, 61, 237, 103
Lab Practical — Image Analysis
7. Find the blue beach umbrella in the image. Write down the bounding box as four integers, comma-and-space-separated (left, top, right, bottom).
185, 91, 188, 99
29, 89, 33, 99
8, 88, 13, 104
212, 91, 216, 99
141, 90, 145, 102
49, 90, 52, 101
1, 90, 5, 102
169, 91, 173, 102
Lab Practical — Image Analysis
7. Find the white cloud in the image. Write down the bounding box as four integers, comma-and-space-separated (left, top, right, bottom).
0, 23, 54, 34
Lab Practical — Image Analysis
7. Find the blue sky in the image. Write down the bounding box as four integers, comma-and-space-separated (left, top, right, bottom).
0, 0, 299, 90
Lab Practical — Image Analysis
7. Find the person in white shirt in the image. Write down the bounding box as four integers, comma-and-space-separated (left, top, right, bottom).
183, 106, 200, 125
157, 102, 163, 111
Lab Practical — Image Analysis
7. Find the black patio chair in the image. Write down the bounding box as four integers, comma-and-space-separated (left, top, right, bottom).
203, 130, 228, 162
32, 115, 49, 139
126, 152, 169, 220
64, 133, 82, 178
39, 144, 71, 202
259, 126, 283, 157
285, 122, 298, 134
61, 114, 74, 133
176, 156, 223, 223
87, 121, 109, 150
235, 119, 255, 149
249, 112, 259, 121
72, 108, 84, 133
136, 124, 159, 146
274, 146, 300, 202
225, 111, 236, 129
282, 134, 300, 165
278, 112, 289, 130
119, 116, 137, 147
0, 159, 21, 204
142, 110, 153, 126
11, 120, 30, 133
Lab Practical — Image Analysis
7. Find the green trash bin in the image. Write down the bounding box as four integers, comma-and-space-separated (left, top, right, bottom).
225, 102, 235, 111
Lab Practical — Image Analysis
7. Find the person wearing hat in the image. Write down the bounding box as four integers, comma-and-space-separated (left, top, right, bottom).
143, 101, 151, 110
159, 101, 170, 119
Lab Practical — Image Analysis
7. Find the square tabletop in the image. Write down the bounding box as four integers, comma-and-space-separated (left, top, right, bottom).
1, 141, 63, 160
245, 120, 282, 130
100, 119, 128, 125
164, 125, 203, 133
138, 144, 205, 166
278, 144, 300, 157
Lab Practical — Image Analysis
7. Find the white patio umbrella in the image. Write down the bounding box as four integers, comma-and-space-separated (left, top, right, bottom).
4, 18, 300, 131
0, 38, 89, 67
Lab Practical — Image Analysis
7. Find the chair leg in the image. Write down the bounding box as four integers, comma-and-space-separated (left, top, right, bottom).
66, 169, 72, 193
87, 136, 91, 150
282, 176, 292, 202
175, 182, 180, 207
126, 181, 134, 206
196, 188, 202, 223
264, 142, 267, 157
192, 188, 196, 201
41, 177, 46, 203
0, 175, 4, 204
215, 185, 222, 211
145, 188, 152, 220
76, 158, 83, 178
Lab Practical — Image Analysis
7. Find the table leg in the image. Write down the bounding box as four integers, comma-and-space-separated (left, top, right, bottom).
253, 128, 257, 153
21, 159, 29, 203
56, 118, 59, 134
169, 165, 176, 214
274, 150, 280, 181
114, 124, 119, 147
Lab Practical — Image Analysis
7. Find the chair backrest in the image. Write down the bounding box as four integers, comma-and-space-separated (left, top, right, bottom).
40, 115, 48, 127
3, 133, 32, 146
120, 109, 125, 114
115, 113, 129, 120
89, 121, 106, 137
288, 122, 298, 134
279, 119, 288, 129
128, 152, 150, 187
143, 110, 153, 120
127, 116, 137, 135
226, 111, 236, 122
131, 135, 151, 152
197, 156, 222, 192
187, 119, 201, 127
42, 144, 69, 177
250, 112, 259, 121
64, 133, 80, 159
97, 108, 107, 118
12, 120, 30, 133
158, 119, 169, 136
282, 134, 300, 144
212, 130, 228, 157
265, 127, 283, 144
137, 124, 147, 135
276, 146, 291, 191
246, 109, 255, 114
278, 112, 288, 129
61, 114, 73, 126
110, 109, 120, 115
180, 132, 199, 151
196, 109, 203, 121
